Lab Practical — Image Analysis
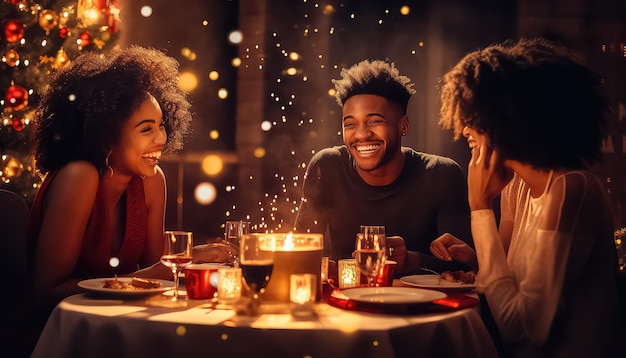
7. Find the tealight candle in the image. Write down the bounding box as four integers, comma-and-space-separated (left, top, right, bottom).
290, 273, 316, 316
338, 259, 359, 288
217, 267, 242, 302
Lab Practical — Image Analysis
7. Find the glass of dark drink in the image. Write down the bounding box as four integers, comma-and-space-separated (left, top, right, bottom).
161, 231, 193, 306
239, 233, 275, 315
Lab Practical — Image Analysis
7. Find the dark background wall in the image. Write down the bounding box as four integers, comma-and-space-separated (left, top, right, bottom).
120, 0, 626, 242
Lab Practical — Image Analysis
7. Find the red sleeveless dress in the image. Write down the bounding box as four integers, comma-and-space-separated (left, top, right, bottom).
28, 173, 148, 277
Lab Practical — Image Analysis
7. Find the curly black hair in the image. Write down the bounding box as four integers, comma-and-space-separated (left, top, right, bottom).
33, 45, 192, 174
332, 59, 416, 114
439, 38, 611, 170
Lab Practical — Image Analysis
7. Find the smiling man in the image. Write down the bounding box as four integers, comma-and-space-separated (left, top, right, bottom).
294, 60, 474, 275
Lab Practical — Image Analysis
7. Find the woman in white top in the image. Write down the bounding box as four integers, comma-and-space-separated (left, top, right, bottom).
433, 38, 620, 357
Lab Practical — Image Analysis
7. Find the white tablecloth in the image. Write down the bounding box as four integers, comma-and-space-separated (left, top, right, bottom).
32, 290, 498, 358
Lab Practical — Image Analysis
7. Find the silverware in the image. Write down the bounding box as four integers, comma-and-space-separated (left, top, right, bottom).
419, 267, 440, 275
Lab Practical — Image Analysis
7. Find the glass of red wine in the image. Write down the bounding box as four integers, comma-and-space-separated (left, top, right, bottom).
239, 233, 275, 315
161, 231, 193, 306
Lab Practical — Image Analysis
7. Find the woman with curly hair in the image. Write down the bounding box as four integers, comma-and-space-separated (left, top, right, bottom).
433, 38, 619, 356
27, 46, 192, 312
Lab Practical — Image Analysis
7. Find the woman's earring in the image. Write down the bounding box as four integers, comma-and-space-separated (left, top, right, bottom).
100, 151, 114, 178
401, 132, 406, 136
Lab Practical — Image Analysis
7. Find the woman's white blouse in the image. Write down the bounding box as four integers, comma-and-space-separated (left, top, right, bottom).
471, 171, 618, 357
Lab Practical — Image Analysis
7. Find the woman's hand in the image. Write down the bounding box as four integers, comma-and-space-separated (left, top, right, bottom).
430, 233, 478, 272
468, 142, 513, 211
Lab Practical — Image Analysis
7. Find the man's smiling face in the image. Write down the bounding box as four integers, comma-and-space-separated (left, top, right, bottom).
342, 94, 407, 181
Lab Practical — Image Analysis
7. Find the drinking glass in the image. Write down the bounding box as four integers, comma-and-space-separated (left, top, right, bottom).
239, 233, 274, 315
224, 220, 250, 266
161, 231, 193, 304
355, 230, 386, 287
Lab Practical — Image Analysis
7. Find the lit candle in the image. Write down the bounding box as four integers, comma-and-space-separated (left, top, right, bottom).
262, 233, 323, 302
217, 267, 242, 302
338, 259, 359, 288
290, 273, 316, 316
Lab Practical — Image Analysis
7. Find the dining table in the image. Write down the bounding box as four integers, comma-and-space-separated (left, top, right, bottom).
31, 279, 499, 358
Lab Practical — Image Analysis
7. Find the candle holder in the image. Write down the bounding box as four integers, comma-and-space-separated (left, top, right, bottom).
261, 233, 323, 302
290, 273, 316, 316
217, 267, 242, 303
338, 259, 360, 288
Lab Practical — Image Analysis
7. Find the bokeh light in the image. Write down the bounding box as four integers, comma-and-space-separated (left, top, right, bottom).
208, 71, 219, 80
140, 6, 152, 17
178, 71, 198, 92
254, 147, 266, 158
194, 182, 217, 205
217, 88, 228, 99
400, 6, 410, 15
181, 47, 197, 61
202, 155, 223, 176
231, 57, 241, 67
209, 130, 219, 140
228, 30, 243, 44
261, 120, 272, 131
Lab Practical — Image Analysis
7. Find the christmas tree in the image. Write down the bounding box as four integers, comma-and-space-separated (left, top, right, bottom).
0, 0, 120, 203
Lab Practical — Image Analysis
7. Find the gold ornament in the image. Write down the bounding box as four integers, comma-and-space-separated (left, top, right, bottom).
3, 49, 19, 67
1, 155, 24, 179
39, 9, 59, 32
77, 0, 102, 26
39, 55, 54, 65
52, 49, 70, 70
59, 5, 75, 27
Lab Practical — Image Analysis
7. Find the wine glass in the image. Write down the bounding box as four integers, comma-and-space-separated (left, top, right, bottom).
161, 231, 193, 304
223, 220, 250, 266
239, 233, 274, 315
355, 229, 386, 287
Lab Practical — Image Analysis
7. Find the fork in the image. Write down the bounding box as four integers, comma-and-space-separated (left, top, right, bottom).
419, 267, 440, 275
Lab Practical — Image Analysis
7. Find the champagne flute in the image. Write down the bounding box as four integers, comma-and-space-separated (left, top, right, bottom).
224, 220, 250, 266
240, 233, 274, 315
355, 230, 386, 287
161, 231, 193, 304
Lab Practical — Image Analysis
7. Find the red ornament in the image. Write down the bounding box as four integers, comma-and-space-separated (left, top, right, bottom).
4, 85, 28, 111
79, 31, 91, 46
59, 27, 70, 39
12, 118, 24, 132
96, 0, 108, 10
2, 19, 24, 43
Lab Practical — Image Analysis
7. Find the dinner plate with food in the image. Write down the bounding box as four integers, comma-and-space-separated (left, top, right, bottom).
400, 270, 476, 290
78, 277, 174, 297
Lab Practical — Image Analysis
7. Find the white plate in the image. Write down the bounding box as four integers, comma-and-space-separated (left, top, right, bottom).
400, 274, 476, 290
78, 277, 174, 297
340, 287, 446, 304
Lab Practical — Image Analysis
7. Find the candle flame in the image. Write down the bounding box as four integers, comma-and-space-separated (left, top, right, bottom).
284, 232, 295, 251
